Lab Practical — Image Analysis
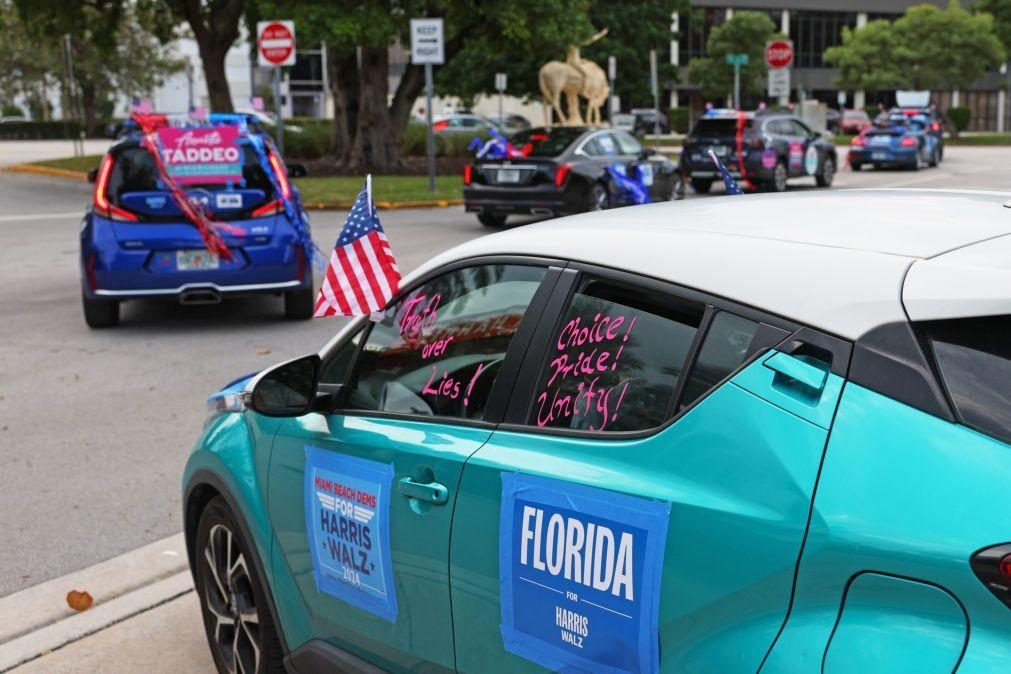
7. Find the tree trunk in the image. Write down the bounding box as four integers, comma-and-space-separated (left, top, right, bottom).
347, 46, 399, 170
78, 79, 97, 137
199, 43, 234, 112
327, 46, 358, 158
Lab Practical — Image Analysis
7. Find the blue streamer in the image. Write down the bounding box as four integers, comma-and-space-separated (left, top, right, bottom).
606, 164, 651, 205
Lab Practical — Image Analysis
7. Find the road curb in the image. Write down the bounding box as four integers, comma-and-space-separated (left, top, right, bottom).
3, 164, 90, 182
0, 532, 189, 670
3, 163, 464, 210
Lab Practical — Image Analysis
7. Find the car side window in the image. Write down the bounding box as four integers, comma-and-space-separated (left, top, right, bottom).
345, 264, 547, 420
319, 327, 364, 384
925, 316, 1011, 445
580, 137, 604, 156
527, 277, 704, 432
596, 133, 620, 156
678, 311, 760, 409
790, 120, 814, 139
612, 131, 643, 156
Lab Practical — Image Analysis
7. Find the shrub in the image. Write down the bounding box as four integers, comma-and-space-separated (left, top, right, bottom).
0, 120, 114, 139
947, 106, 971, 132
668, 108, 691, 134
275, 120, 332, 160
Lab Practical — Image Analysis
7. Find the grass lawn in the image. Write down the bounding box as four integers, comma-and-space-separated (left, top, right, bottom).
33, 155, 104, 173
294, 175, 463, 205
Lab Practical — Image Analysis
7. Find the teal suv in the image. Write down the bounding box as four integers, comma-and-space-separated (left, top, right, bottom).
184, 190, 1011, 674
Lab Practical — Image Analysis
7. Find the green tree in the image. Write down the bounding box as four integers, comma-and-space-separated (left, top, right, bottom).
826, 1, 1004, 91
685, 11, 779, 100
976, 0, 1011, 50
266, 0, 593, 170
0, 0, 62, 120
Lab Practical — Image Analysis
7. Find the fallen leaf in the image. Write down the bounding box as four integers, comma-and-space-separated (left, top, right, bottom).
66, 590, 93, 612
255, 348, 271, 356
74, 374, 80, 381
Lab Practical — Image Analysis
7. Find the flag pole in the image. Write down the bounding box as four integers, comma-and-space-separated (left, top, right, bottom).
367, 173, 372, 205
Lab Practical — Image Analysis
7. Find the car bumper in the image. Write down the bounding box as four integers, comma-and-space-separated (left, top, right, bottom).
682, 155, 774, 182
463, 184, 583, 218
850, 148, 918, 166
90, 279, 304, 300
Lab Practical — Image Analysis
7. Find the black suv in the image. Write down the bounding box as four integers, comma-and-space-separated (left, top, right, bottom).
681, 112, 838, 193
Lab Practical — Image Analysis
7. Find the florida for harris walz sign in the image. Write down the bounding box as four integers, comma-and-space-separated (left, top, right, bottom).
155, 126, 243, 185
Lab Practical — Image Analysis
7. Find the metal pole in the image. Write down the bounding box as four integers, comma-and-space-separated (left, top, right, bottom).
733, 63, 741, 111
425, 63, 435, 193
62, 34, 82, 157
649, 50, 659, 136
186, 59, 194, 110
273, 67, 284, 155
498, 89, 503, 127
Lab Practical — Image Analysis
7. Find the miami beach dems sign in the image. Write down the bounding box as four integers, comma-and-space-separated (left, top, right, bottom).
499, 473, 670, 674
155, 126, 243, 185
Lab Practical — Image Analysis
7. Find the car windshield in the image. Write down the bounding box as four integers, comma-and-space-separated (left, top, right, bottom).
107, 141, 276, 206
510, 128, 585, 157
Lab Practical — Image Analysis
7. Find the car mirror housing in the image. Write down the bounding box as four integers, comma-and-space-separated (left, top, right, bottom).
286, 162, 309, 178
250, 354, 321, 417
87, 168, 99, 184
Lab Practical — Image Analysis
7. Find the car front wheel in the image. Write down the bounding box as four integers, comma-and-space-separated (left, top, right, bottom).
691, 178, 713, 194
588, 183, 609, 211
766, 163, 788, 192
284, 286, 314, 320
196, 496, 284, 674
477, 212, 507, 228
82, 292, 119, 328
669, 173, 685, 201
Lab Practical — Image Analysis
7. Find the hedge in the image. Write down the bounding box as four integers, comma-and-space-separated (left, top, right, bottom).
946, 107, 971, 132
0, 120, 113, 140
668, 108, 691, 134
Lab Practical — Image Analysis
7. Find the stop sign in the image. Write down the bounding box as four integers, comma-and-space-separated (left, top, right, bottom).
258, 21, 296, 67
764, 40, 793, 69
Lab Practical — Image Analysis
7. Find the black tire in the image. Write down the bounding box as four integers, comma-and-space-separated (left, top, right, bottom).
82, 292, 119, 328
477, 212, 507, 228
851, 161, 863, 171
669, 173, 685, 201
284, 286, 314, 320
691, 178, 713, 194
587, 182, 609, 211
928, 146, 939, 167
765, 162, 788, 192
816, 157, 835, 187
196, 496, 285, 674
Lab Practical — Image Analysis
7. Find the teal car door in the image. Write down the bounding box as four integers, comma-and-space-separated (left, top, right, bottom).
267, 262, 554, 672
449, 268, 847, 674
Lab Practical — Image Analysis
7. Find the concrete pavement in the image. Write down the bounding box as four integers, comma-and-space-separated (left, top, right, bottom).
0, 140, 111, 167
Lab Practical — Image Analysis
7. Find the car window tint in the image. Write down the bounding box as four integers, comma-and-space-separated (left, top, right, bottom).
346, 265, 547, 420
580, 137, 604, 156
596, 133, 619, 156
678, 312, 759, 409
511, 128, 584, 157
612, 131, 642, 156
320, 328, 364, 384
528, 278, 704, 432
926, 316, 1011, 445
691, 119, 739, 137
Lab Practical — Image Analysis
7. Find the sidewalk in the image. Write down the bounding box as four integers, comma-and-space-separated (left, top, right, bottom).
0, 140, 111, 168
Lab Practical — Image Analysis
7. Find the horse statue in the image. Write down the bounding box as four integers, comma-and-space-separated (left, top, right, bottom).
538, 29, 609, 126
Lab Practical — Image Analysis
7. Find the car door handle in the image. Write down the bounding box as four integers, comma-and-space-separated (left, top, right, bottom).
398, 477, 448, 505
763, 352, 827, 392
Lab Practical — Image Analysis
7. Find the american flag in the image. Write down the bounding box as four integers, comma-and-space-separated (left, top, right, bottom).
708, 149, 744, 195
314, 176, 401, 317
130, 98, 152, 114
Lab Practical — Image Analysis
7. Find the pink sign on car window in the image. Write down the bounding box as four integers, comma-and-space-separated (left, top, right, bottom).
155, 126, 243, 185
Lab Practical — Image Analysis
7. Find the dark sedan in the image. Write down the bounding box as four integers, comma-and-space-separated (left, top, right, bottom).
463, 126, 682, 228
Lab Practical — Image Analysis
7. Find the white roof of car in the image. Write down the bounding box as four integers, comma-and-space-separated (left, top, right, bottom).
414, 189, 1011, 340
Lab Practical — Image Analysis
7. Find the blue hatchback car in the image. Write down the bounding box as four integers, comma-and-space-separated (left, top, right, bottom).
80, 114, 314, 327
185, 190, 1011, 673
850, 114, 940, 171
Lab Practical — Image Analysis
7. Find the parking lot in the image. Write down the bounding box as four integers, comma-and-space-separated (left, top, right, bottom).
2, 145, 1010, 671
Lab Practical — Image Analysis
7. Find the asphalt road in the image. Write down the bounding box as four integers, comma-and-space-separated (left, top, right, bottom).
2, 146, 1010, 599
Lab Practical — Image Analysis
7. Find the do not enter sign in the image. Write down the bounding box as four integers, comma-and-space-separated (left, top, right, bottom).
764, 40, 793, 69
258, 20, 296, 67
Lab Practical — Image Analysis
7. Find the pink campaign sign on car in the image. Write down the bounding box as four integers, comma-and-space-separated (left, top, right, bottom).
155, 126, 243, 185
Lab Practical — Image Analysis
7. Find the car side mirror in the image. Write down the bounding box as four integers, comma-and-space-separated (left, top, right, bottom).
639, 148, 657, 160
87, 168, 99, 183
286, 163, 309, 178
250, 354, 321, 417
105, 123, 122, 140
813, 131, 822, 139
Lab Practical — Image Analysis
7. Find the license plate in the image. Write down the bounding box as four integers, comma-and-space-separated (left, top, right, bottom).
872, 152, 889, 161
870, 136, 891, 146
177, 250, 220, 270
710, 145, 728, 157
497, 168, 521, 183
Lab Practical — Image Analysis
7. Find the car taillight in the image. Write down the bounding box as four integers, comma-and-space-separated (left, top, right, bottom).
463, 164, 473, 185
851, 136, 865, 147
931, 122, 941, 132
433, 120, 448, 132
267, 152, 292, 200
971, 543, 1011, 609
900, 136, 917, 147
554, 162, 572, 187
251, 199, 283, 218
93, 154, 138, 222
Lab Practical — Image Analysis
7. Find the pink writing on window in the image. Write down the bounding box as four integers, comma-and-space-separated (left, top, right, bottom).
399, 293, 441, 338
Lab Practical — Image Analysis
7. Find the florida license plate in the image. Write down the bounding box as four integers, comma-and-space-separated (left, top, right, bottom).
497, 168, 521, 183
177, 250, 220, 270
710, 145, 728, 157
872, 152, 889, 161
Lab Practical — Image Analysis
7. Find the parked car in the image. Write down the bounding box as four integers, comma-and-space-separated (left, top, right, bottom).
611, 113, 636, 132
185, 189, 1011, 674
80, 113, 314, 327
681, 111, 837, 192
891, 105, 945, 161
840, 109, 872, 134
463, 125, 682, 227
631, 107, 670, 135
432, 112, 495, 134
487, 113, 531, 133
849, 115, 940, 170
825, 108, 840, 134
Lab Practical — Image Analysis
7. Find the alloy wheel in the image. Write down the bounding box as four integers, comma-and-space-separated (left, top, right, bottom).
589, 184, 608, 211
203, 523, 260, 674
773, 164, 787, 192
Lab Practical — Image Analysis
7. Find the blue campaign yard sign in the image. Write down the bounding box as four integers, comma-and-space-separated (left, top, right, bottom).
304, 446, 398, 622
499, 473, 671, 674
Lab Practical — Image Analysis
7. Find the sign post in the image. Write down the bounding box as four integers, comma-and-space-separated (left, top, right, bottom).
725, 53, 749, 110
607, 56, 616, 122
495, 72, 507, 127
649, 50, 659, 136
764, 40, 793, 106
410, 18, 445, 194
257, 20, 297, 155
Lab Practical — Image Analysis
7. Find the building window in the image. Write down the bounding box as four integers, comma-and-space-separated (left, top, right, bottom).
790, 11, 857, 68
678, 8, 726, 64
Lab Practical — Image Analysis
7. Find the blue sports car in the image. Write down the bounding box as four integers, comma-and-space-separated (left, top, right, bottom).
80, 113, 314, 328
849, 114, 940, 171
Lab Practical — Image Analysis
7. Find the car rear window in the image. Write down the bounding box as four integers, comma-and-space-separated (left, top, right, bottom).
107, 143, 276, 205
925, 316, 1011, 445
690, 118, 750, 138
511, 128, 585, 157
